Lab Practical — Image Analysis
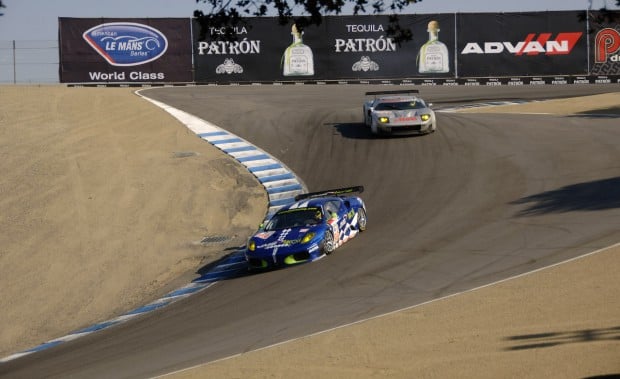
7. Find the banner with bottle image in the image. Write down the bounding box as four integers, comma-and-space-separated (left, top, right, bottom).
192, 14, 456, 82
318, 14, 455, 80
59, 11, 620, 84
456, 11, 588, 77
193, 17, 299, 82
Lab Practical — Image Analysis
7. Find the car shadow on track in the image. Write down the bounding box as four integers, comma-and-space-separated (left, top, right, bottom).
325, 122, 427, 140
193, 247, 254, 283
503, 325, 620, 351
570, 106, 620, 118
193, 246, 296, 283
511, 176, 620, 216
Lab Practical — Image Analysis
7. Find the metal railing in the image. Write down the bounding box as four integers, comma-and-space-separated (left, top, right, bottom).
0, 40, 59, 84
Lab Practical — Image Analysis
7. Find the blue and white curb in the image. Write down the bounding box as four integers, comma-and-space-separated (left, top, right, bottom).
0, 90, 306, 363
138, 91, 306, 217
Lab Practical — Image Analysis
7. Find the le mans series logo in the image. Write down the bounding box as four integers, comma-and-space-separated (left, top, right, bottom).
594, 28, 620, 63
82, 22, 168, 81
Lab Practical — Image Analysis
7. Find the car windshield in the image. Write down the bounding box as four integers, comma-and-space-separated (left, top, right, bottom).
375, 100, 425, 111
264, 207, 323, 230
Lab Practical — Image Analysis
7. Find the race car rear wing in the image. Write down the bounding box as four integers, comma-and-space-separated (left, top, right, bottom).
294, 186, 364, 201
365, 90, 419, 99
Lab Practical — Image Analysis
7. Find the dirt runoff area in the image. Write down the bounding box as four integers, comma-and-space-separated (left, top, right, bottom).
0, 86, 267, 358
1, 86, 619, 378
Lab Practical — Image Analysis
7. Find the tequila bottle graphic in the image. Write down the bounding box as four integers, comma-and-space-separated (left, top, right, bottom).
282, 24, 314, 76
417, 20, 449, 74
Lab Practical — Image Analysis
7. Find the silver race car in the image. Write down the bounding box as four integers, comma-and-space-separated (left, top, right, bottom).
363, 90, 436, 136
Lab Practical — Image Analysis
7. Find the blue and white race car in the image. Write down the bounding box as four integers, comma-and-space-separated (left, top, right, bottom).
363, 90, 436, 136
245, 186, 367, 270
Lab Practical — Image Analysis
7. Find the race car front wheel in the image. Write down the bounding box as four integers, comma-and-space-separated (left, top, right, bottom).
357, 208, 367, 232
370, 121, 379, 135
321, 230, 335, 255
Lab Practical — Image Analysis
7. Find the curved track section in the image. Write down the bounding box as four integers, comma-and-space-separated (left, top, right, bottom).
2, 85, 620, 379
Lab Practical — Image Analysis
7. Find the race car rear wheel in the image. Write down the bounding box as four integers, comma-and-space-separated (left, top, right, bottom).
357, 208, 367, 232
320, 230, 335, 255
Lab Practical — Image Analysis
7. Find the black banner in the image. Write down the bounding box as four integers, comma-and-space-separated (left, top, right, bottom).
193, 17, 285, 83
322, 14, 455, 80
193, 15, 456, 83
59, 11, 620, 84
59, 18, 193, 83
457, 11, 588, 77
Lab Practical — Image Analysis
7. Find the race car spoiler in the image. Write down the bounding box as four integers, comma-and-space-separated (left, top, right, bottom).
365, 90, 419, 97
294, 186, 364, 201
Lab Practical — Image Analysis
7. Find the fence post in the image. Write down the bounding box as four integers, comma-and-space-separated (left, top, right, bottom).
12, 40, 16, 84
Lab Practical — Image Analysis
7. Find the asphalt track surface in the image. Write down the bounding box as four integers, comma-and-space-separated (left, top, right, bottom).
2, 85, 620, 379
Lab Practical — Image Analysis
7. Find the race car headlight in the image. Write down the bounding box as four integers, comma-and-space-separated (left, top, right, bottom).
300, 232, 315, 244
248, 240, 256, 251
420, 114, 431, 122
378, 116, 390, 123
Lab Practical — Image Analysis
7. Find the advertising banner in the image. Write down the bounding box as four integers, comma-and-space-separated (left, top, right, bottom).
193, 17, 289, 83
59, 11, 619, 85
457, 11, 588, 77
193, 14, 456, 83
322, 14, 455, 81
589, 11, 620, 79
59, 18, 193, 83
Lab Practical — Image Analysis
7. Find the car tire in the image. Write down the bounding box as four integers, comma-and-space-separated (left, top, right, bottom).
370, 121, 379, 135
357, 208, 367, 232
320, 230, 335, 255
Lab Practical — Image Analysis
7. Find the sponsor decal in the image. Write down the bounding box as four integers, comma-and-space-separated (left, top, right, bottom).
551, 76, 568, 85
254, 231, 275, 240
572, 76, 590, 84
395, 116, 418, 122
87, 71, 165, 81
197, 39, 261, 55
335, 24, 396, 53
529, 77, 546, 85
83, 22, 168, 66
282, 239, 301, 246
486, 78, 502, 86
352, 56, 380, 71
464, 78, 481, 86
594, 28, 620, 63
216, 58, 244, 74
461, 32, 582, 55
508, 78, 524, 85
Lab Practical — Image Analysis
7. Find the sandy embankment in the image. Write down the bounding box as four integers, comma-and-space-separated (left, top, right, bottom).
0, 86, 266, 358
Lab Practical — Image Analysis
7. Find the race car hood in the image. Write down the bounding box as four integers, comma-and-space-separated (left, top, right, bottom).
252, 225, 324, 251
375, 109, 431, 124
375, 109, 426, 117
